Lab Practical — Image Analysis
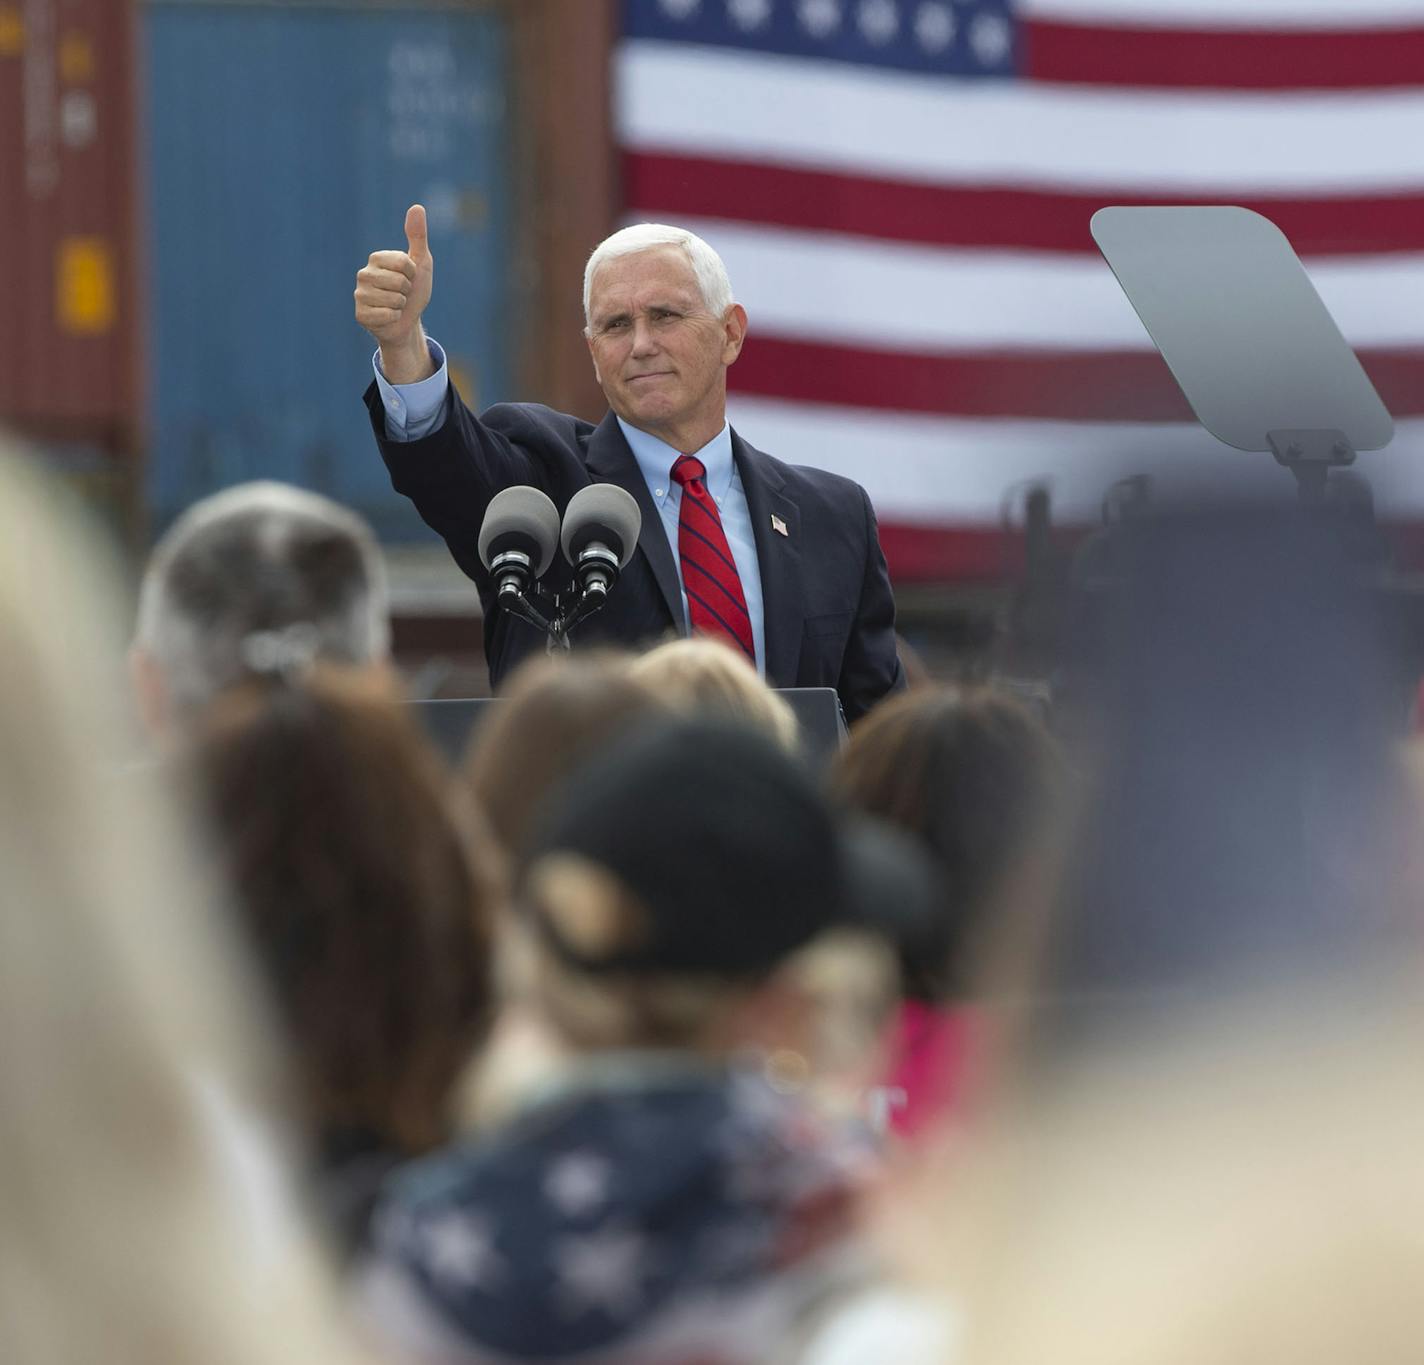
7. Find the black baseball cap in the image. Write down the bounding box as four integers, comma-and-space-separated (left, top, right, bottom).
521, 716, 936, 977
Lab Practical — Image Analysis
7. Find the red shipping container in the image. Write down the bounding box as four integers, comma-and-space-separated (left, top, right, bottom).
0, 0, 139, 446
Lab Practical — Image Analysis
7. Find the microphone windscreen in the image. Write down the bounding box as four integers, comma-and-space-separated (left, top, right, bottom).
478, 486, 561, 577
561, 484, 642, 568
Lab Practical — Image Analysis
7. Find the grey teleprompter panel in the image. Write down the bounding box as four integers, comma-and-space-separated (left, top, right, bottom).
1091, 206, 1393, 454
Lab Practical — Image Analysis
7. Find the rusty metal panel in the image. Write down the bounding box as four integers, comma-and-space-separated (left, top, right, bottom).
0, 0, 140, 442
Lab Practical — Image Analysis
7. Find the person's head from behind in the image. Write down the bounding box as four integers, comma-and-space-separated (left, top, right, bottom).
189, 665, 497, 1160
132, 481, 390, 737
831, 685, 1065, 1003
515, 716, 920, 1067
583, 223, 748, 449
0, 447, 356, 1361
630, 636, 799, 752
463, 652, 659, 861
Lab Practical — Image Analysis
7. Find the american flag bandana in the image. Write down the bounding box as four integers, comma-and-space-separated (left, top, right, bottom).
359, 1063, 879, 1364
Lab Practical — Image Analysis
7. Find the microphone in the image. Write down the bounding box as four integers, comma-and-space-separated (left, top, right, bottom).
477, 486, 560, 605
560, 484, 642, 604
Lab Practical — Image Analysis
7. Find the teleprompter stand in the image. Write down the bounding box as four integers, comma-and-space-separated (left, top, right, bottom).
1075, 206, 1424, 725
1266, 429, 1356, 502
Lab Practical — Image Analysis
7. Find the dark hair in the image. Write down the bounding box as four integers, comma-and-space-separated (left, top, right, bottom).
191, 667, 497, 1156
830, 686, 1063, 1000
463, 654, 660, 861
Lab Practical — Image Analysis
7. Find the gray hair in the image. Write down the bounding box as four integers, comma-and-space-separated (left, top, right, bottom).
583, 223, 735, 329
134, 481, 390, 719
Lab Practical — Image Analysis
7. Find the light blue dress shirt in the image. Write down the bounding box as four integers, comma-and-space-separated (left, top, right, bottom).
615, 417, 766, 675
372, 338, 767, 673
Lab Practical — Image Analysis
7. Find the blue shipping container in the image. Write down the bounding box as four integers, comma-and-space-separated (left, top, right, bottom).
144, 1, 513, 539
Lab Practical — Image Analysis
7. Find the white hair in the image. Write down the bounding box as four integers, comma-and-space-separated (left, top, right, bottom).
583, 223, 735, 329
134, 481, 390, 722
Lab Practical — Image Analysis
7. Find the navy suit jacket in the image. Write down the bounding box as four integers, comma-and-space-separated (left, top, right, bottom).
365, 383, 904, 721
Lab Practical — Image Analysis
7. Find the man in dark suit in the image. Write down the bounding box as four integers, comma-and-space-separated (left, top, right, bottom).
355, 208, 903, 721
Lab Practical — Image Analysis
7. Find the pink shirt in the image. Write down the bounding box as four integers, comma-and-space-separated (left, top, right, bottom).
884, 1001, 976, 1140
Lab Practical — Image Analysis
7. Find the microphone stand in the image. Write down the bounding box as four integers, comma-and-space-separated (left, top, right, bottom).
496, 578, 615, 654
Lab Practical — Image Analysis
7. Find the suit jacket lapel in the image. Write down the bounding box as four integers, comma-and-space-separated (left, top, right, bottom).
585, 411, 683, 627
733, 430, 804, 688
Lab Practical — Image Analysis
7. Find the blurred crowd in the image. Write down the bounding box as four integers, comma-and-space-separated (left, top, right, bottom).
3, 445, 1422, 1365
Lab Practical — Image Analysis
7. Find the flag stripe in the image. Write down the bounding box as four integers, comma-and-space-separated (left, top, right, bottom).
1018, 0, 1424, 29
1024, 19, 1424, 89
724, 397, 1424, 524
732, 336, 1424, 423
727, 397, 1233, 522
876, 524, 1038, 582
877, 519, 1424, 581
618, 43, 1424, 192
625, 152, 1424, 257
664, 219, 1424, 353
735, 336, 1190, 421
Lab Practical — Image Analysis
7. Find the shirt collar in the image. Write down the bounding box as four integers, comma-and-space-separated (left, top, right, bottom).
616, 417, 735, 507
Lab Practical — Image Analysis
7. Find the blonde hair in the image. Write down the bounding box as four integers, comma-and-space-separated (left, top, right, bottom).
0, 447, 361, 1364
517, 858, 747, 1052
630, 638, 799, 752
515, 864, 892, 1076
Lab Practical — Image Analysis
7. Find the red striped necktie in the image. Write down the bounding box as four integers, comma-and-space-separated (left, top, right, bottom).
670, 454, 756, 664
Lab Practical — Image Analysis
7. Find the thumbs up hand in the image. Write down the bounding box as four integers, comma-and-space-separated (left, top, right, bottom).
355, 204, 436, 383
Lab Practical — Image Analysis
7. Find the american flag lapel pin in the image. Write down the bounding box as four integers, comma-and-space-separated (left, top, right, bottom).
771, 514, 788, 537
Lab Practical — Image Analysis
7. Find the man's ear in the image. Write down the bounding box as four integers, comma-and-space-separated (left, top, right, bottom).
722, 304, 748, 366
585, 330, 603, 386
129, 646, 169, 740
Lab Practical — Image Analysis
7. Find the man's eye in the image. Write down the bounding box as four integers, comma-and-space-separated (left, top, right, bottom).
603, 319, 629, 333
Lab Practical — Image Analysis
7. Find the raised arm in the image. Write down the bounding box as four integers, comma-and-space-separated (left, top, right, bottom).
355, 207, 579, 595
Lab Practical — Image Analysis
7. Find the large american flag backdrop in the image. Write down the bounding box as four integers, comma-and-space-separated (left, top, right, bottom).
616, 0, 1424, 581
